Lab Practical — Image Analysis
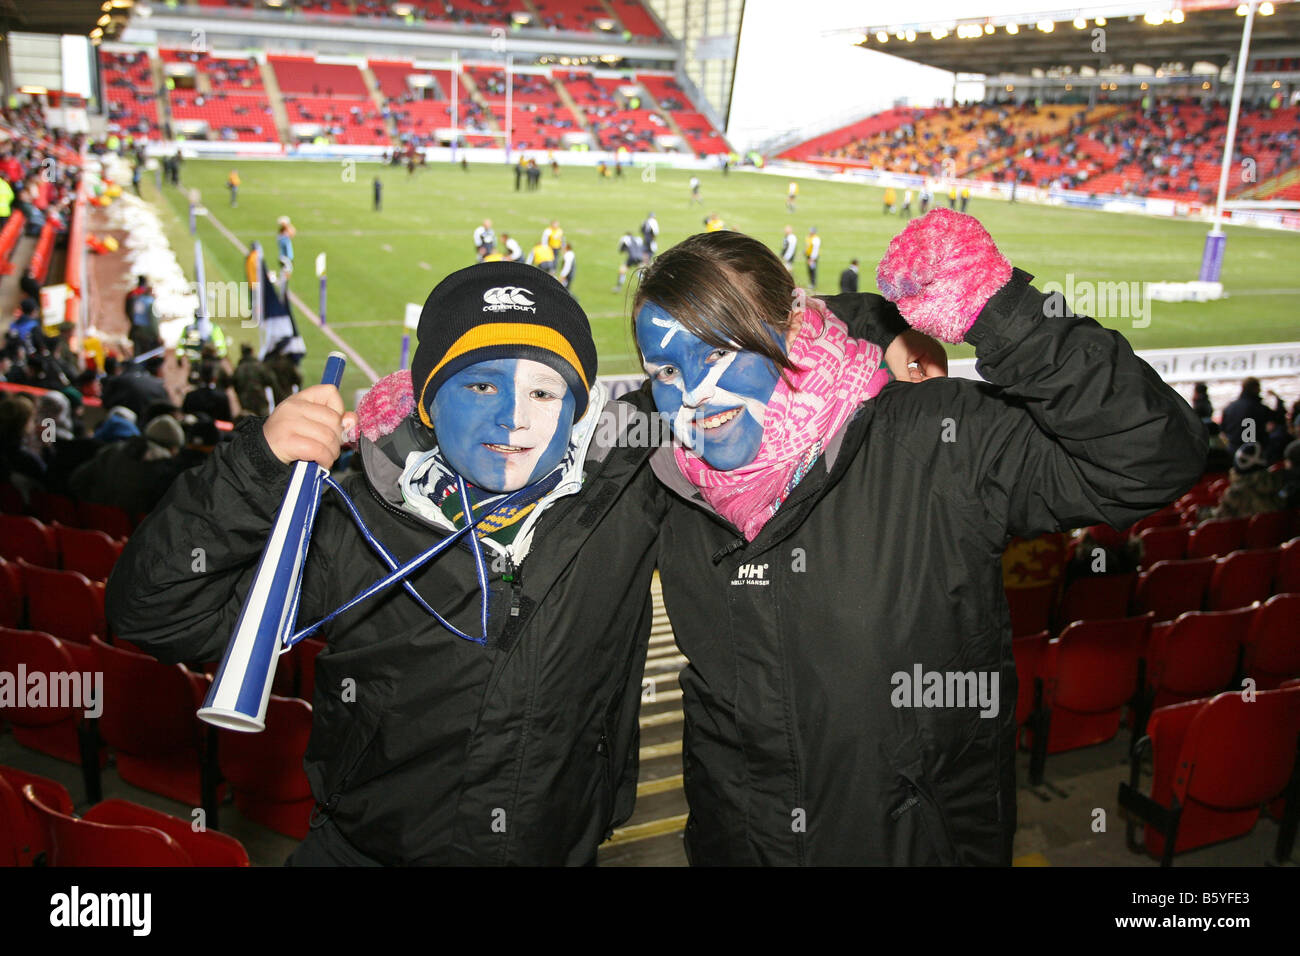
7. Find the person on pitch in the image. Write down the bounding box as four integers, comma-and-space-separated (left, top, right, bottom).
107, 262, 670, 866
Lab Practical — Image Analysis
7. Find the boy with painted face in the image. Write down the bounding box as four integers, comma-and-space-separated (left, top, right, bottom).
632, 217, 1205, 866
109, 262, 669, 866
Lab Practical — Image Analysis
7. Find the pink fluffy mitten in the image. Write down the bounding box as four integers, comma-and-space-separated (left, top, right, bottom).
875, 208, 1013, 343
355, 369, 415, 442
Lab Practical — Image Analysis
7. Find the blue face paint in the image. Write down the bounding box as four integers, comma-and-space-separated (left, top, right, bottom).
634, 300, 783, 471
430, 358, 575, 493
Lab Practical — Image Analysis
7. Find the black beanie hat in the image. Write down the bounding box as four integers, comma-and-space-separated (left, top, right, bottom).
411, 261, 597, 424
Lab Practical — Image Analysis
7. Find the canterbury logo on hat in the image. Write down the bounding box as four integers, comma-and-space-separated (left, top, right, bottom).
412, 262, 598, 426
482, 286, 536, 312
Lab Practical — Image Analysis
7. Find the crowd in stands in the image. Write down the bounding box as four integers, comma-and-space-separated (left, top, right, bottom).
100, 50, 161, 141
794, 96, 1300, 204
0, 340, 300, 517
819, 102, 1086, 179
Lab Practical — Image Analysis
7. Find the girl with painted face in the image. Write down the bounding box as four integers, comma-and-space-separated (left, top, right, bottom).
108, 262, 668, 866
632, 213, 1206, 866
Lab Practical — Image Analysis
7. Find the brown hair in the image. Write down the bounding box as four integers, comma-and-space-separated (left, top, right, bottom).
631, 231, 799, 373
0, 395, 35, 445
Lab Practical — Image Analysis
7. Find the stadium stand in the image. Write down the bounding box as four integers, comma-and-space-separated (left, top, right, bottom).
99, 50, 162, 141
184, 0, 669, 36
782, 97, 1300, 205
269, 55, 370, 98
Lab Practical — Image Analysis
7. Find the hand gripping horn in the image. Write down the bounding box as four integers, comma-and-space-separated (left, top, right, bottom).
197, 351, 347, 732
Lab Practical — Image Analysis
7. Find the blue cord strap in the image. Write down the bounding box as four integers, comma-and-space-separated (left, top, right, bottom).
284, 476, 536, 648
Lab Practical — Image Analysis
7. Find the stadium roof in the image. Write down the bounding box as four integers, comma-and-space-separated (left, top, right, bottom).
845, 1, 1300, 75
0, 0, 130, 37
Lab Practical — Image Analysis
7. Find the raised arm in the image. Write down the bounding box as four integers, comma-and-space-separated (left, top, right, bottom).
876, 209, 1206, 534
105, 387, 350, 665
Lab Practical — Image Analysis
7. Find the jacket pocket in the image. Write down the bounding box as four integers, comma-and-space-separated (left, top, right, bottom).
309, 682, 393, 829
889, 770, 958, 866
596, 717, 615, 841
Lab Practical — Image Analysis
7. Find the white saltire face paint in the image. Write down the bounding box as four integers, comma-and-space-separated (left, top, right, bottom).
634, 301, 782, 470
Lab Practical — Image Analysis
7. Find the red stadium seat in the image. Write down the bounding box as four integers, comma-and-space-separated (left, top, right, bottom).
1187, 517, 1249, 559
17, 561, 106, 645
1027, 616, 1149, 783
22, 784, 194, 866
0, 765, 73, 865
0, 481, 25, 515
89, 636, 221, 811
0, 628, 102, 769
1120, 686, 1300, 864
219, 695, 315, 839
297, 637, 326, 702
1137, 525, 1188, 568
81, 800, 248, 865
1244, 593, 1300, 690
1056, 572, 1136, 630
0, 556, 22, 627
29, 490, 80, 529
0, 515, 58, 568
1006, 583, 1056, 638
1245, 511, 1292, 550
1177, 473, 1229, 510
1142, 606, 1254, 715
1013, 631, 1049, 734
1277, 537, 1300, 594
1129, 505, 1182, 537
75, 501, 134, 539
1133, 557, 1216, 622
53, 525, 123, 581
1207, 548, 1280, 611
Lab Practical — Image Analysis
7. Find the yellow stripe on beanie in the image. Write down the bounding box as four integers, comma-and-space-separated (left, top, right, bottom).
416, 322, 591, 425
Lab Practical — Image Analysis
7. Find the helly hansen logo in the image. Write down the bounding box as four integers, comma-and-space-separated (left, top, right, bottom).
731, 562, 770, 586
482, 286, 536, 312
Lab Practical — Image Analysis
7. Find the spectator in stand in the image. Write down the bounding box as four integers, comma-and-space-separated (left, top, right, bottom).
264, 337, 302, 405
93, 406, 139, 444
19, 269, 40, 302
0, 394, 44, 489
232, 343, 276, 416
50, 322, 79, 382
6, 297, 41, 349
1208, 442, 1283, 519
124, 275, 158, 354
1279, 440, 1300, 511
1191, 381, 1213, 421
182, 361, 233, 422
39, 391, 100, 496
0, 174, 12, 226
1220, 377, 1283, 455
69, 414, 187, 515
101, 355, 170, 421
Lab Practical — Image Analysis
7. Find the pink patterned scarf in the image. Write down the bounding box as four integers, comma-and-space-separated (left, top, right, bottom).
675, 299, 890, 541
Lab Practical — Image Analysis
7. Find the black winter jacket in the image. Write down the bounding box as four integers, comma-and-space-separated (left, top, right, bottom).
651, 269, 1206, 865
106, 390, 666, 865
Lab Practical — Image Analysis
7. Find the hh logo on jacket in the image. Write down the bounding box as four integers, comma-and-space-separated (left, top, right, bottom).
731, 563, 770, 586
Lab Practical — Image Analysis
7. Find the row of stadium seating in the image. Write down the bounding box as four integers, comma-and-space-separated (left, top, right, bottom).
99, 46, 731, 154
1011, 608, 1299, 862
185, 0, 665, 38
99, 50, 161, 140
2, 763, 250, 866
782, 98, 1300, 205
1007, 538, 1300, 639
0, 626, 322, 845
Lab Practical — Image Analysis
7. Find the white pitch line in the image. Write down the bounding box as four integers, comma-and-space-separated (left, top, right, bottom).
199, 205, 382, 384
